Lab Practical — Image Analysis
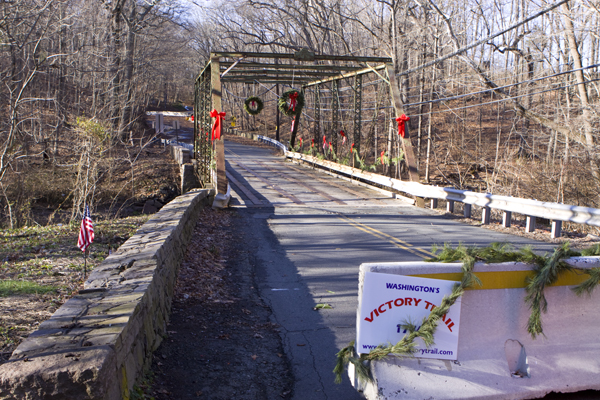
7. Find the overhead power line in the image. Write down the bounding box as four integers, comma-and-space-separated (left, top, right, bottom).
409, 77, 600, 118
403, 63, 600, 108
397, 0, 570, 78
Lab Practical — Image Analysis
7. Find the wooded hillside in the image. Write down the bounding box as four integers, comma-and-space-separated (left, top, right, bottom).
1, 0, 599, 230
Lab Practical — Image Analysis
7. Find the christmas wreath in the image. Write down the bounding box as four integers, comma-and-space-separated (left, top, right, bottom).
278, 89, 304, 117
244, 96, 264, 115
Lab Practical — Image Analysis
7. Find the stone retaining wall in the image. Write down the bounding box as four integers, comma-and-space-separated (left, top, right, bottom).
0, 189, 213, 400
169, 144, 190, 165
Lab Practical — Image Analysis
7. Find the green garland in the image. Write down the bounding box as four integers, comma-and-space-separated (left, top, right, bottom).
334, 258, 479, 384
278, 89, 304, 117
334, 241, 600, 385
430, 242, 600, 338
244, 96, 264, 115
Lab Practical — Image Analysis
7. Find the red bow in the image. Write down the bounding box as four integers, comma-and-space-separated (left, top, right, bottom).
210, 109, 226, 140
311, 138, 315, 147
351, 143, 355, 153
329, 141, 332, 149
380, 151, 385, 165
251, 101, 256, 108
289, 92, 299, 111
396, 114, 410, 138
299, 138, 303, 147
323, 135, 327, 149
340, 130, 346, 145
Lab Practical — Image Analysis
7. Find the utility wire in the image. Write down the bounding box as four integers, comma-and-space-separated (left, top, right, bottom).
408, 77, 600, 118
303, 76, 600, 119
403, 63, 600, 108
396, 0, 570, 77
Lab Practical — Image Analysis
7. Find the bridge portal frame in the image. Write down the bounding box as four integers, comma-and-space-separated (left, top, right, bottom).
194, 48, 420, 189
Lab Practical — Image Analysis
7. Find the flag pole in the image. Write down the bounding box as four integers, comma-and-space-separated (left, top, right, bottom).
83, 248, 88, 278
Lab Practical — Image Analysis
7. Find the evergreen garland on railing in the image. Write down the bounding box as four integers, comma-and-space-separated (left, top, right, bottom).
334, 241, 600, 385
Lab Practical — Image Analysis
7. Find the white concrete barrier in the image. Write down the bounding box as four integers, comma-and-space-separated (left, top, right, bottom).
352, 258, 600, 400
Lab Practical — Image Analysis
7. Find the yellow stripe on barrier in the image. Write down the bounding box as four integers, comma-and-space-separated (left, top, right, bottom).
409, 269, 592, 290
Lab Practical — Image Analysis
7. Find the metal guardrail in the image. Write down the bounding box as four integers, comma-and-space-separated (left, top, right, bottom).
256, 135, 288, 153
246, 138, 600, 239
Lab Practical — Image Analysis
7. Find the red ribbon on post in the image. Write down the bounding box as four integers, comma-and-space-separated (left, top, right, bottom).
340, 130, 346, 145
210, 109, 226, 141
351, 143, 355, 153
395, 114, 410, 138
289, 92, 299, 111
380, 151, 385, 165
311, 138, 315, 147
323, 135, 327, 149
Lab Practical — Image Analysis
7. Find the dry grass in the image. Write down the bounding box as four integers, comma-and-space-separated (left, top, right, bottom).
0, 122, 182, 364
0, 215, 151, 363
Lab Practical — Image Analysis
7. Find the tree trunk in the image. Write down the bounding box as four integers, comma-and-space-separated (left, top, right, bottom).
560, 2, 599, 182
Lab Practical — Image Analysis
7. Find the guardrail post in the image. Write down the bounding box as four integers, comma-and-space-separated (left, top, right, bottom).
446, 200, 454, 213
526, 216, 536, 232
551, 220, 562, 239
463, 204, 472, 218
502, 211, 512, 227
430, 199, 438, 209
482, 207, 491, 225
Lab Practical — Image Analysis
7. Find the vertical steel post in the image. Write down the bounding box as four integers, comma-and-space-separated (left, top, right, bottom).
210, 56, 227, 195
353, 75, 362, 155
201, 71, 212, 184
385, 63, 419, 182
194, 79, 199, 165
331, 80, 339, 154
313, 87, 321, 150
204, 72, 211, 179
290, 87, 304, 150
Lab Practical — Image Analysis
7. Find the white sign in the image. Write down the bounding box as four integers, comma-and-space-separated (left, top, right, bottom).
357, 272, 462, 360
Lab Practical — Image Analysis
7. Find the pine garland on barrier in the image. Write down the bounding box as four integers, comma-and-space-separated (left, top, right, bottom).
334, 241, 600, 385
334, 256, 479, 384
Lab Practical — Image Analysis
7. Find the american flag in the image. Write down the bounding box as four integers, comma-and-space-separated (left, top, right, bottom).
77, 205, 94, 252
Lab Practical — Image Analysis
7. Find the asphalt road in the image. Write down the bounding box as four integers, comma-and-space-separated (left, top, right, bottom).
219, 140, 600, 400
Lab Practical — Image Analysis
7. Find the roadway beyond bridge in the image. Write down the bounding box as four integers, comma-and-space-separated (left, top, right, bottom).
157, 139, 597, 400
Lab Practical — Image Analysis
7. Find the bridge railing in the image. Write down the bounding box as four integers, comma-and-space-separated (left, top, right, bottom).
253, 134, 599, 239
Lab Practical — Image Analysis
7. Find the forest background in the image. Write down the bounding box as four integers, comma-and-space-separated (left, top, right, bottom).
1, 0, 599, 229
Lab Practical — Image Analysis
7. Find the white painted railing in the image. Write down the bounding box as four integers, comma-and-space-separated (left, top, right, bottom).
257, 135, 287, 153
254, 135, 600, 239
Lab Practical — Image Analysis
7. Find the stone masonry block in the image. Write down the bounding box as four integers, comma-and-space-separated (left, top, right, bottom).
0, 189, 211, 399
